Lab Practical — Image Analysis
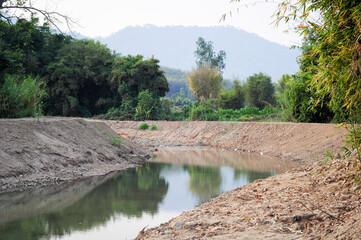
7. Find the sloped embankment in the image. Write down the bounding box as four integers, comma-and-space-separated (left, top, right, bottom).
105, 121, 347, 165
0, 118, 149, 191
105, 121, 361, 239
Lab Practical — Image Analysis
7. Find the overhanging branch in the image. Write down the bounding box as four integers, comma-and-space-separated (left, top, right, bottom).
0, 2, 76, 34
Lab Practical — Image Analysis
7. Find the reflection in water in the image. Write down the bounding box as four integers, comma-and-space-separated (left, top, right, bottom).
151, 146, 299, 172
186, 166, 221, 203
0, 147, 297, 240
0, 165, 168, 240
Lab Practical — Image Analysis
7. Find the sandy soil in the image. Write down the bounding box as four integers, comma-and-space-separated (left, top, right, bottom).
0, 118, 149, 191
101, 120, 360, 240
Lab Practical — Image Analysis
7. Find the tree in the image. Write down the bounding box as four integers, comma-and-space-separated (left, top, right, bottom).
274, 32, 336, 123
188, 65, 222, 101
109, 55, 169, 120
277, 73, 334, 123
273, 0, 361, 117
194, 37, 226, 76
0, 18, 71, 80
219, 80, 245, 110
0, 0, 74, 33
135, 90, 155, 120
244, 73, 275, 109
45, 39, 115, 116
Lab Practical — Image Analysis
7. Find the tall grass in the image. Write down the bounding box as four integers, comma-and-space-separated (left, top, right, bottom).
0, 75, 47, 118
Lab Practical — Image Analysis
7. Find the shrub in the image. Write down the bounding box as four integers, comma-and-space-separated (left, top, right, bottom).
190, 101, 218, 121
0, 75, 47, 118
139, 123, 149, 130
150, 125, 157, 131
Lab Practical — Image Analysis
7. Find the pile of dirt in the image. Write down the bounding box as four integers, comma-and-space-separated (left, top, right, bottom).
0, 118, 149, 191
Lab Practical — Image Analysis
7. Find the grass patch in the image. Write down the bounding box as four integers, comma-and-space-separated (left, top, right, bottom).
150, 124, 157, 131
139, 123, 149, 130
77, 119, 87, 125
111, 136, 123, 147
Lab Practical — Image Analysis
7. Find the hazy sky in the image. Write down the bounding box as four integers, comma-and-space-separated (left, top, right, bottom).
32, 0, 301, 46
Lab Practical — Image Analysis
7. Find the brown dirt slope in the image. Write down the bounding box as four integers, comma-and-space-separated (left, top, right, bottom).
0, 118, 149, 191
105, 121, 347, 164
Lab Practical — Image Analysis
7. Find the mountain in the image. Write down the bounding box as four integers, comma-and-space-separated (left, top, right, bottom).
98, 25, 300, 81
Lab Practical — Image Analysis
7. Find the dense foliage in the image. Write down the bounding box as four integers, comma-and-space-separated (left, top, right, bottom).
219, 80, 245, 110
0, 17, 169, 119
244, 73, 275, 109
46, 39, 115, 116
273, 0, 361, 118
0, 75, 46, 118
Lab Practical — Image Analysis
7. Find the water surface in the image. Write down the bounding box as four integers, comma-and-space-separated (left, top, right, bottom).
0, 147, 297, 240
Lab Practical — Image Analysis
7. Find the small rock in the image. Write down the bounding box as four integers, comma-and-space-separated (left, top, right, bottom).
172, 221, 184, 228
291, 222, 305, 231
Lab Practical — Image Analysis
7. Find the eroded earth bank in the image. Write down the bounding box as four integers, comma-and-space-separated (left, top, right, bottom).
0, 118, 150, 191
100, 120, 360, 240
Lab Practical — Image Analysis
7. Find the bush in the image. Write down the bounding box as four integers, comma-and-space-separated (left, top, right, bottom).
215, 106, 279, 121
0, 75, 47, 118
139, 123, 149, 130
277, 74, 334, 123
150, 125, 157, 131
190, 101, 218, 121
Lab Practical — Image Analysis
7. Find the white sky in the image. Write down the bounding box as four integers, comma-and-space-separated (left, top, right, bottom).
31, 0, 301, 46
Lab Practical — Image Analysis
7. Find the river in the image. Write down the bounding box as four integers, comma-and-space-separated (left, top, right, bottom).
0, 146, 297, 240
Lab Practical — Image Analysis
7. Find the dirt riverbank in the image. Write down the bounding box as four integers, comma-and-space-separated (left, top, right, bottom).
100, 120, 360, 239
103, 120, 347, 165
1, 119, 359, 239
0, 118, 149, 191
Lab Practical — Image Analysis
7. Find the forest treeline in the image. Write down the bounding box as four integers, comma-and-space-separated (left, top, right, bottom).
0, 16, 356, 123
0, 18, 170, 120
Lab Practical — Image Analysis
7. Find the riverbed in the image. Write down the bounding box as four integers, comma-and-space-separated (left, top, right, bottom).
0, 147, 297, 240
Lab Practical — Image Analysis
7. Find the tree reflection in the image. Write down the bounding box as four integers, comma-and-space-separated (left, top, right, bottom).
0, 163, 168, 240
234, 168, 273, 183
185, 166, 221, 203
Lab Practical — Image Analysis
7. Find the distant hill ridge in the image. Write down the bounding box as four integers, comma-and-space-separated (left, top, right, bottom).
98, 25, 300, 81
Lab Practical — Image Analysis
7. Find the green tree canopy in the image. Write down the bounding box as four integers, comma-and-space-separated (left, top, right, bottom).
219, 80, 245, 110
45, 39, 115, 116
194, 37, 226, 75
244, 72, 275, 109
111, 55, 169, 100
0, 18, 71, 83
